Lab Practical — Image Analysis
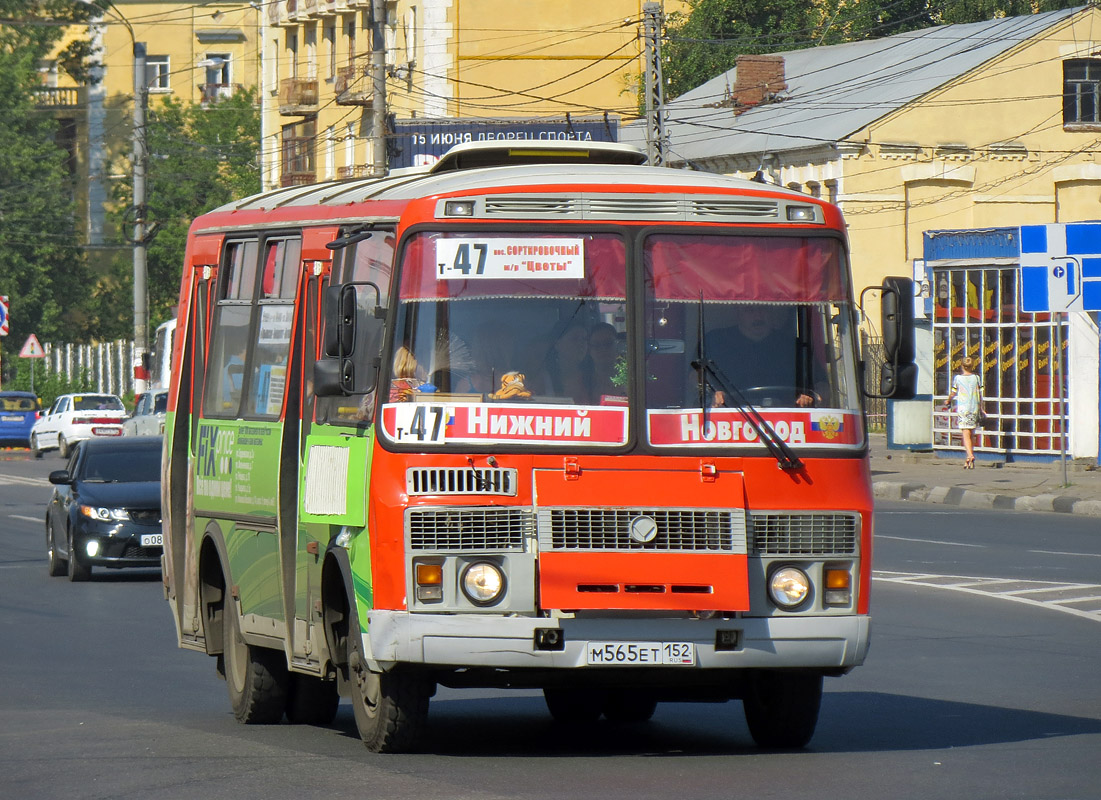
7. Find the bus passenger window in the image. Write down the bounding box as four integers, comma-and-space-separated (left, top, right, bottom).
202, 305, 251, 416
247, 303, 294, 418
261, 239, 302, 300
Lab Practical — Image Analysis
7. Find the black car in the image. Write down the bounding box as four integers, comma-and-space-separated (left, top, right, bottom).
46, 436, 164, 581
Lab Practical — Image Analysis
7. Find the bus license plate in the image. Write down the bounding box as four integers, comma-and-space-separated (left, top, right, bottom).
141, 534, 163, 547
586, 641, 695, 666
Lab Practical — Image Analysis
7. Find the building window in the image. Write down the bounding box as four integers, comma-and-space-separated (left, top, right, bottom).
201, 53, 232, 103
146, 55, 170, 92
281, 118, 316, 186
1063, 58, 1101, 125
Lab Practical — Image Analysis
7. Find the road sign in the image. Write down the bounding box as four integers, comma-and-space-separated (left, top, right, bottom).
0, 295, 8, 336
19, 334, 45, 358
1019, 222, 1101, 312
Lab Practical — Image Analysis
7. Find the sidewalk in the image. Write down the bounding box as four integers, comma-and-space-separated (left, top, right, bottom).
869, 434, 1101, 516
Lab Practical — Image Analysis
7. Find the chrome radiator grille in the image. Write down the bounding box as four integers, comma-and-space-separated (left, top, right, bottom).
407, 507, 532, 551
406, 467, 517, 496
748, 512, 859, 556
538, 508, 747, 553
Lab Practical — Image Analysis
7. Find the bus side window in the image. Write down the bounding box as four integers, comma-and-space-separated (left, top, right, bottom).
202, 239, 259, 417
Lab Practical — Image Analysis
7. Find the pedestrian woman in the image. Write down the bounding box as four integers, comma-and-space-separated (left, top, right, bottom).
944, 355, 982, 468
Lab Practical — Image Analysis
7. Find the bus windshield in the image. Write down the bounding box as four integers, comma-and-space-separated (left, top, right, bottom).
643, 233, 864, 449
380, 229, 862, 451
381, 231, 630, 446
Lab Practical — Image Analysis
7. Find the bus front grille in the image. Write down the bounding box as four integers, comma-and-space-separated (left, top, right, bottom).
539, 508, 747, 553
748, 512, 859, 555
406, 467, 517, 496
407, 507, 532, 551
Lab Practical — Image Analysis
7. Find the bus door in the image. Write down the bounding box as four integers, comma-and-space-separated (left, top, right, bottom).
192, 236, 299, 643
297, 228, 394, 654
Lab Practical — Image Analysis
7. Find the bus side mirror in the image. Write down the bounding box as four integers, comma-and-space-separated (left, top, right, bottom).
861, 276, 918, 400
323, 284, 357, 357
315, 281, 385, 396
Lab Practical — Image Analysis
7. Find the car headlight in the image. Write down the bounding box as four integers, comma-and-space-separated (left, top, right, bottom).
768, 566, 811, 609
80, 505, 129, 521
460, 561, 505, 606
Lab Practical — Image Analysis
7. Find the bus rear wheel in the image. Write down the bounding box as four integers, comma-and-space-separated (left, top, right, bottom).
223, 595, 288, 724
349, 652, 431, 753
742, 670, 823, 749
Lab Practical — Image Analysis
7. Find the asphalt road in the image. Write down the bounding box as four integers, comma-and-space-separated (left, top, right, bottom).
1, 452, 1099, 800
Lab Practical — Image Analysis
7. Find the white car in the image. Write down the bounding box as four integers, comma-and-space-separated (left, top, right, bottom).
31, 393, 126, 458
122, 389, 167, 437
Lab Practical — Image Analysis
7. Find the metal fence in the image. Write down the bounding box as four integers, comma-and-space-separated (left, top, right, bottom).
861, 333, 886, 431
40, 340, 137, 398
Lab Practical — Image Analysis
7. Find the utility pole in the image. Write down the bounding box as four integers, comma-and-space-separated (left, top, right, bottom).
642, 2, 666, 167
370, 0, 388, 177
132, 41, 149, 393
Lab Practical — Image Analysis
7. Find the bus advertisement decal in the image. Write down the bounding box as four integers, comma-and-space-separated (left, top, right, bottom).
646, 409, 861, 448
382, 403, 628, 446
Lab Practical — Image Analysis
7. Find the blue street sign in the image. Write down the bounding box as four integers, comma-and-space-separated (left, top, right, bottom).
1019, 222, 1101, 312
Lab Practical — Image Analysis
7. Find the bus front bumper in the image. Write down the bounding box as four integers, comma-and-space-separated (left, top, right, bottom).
364, 611, 870, 672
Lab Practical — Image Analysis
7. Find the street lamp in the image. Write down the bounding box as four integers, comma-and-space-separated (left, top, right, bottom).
77, 0, 149, 393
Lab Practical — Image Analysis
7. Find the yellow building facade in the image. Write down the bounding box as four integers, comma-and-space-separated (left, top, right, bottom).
38, 1, 262, 250
261, 0, 685, 188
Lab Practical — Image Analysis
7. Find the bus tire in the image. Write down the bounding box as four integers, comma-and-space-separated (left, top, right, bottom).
223, 595, 288, 724
602, 690, 657, 723
286, 673, 339, 725
543, 687, 604, 723
350, 653, 430, 753
742, 670, 822, 749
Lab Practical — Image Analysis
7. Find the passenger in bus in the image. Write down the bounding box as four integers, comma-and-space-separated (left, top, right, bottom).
389, 346, 426, 402
706, 305, 817, 408
542, 318, 596, 404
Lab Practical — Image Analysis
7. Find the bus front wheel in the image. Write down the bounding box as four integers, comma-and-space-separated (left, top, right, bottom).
742, 670, 823, 749
349, 650, 431, 753
223, 595, 288, 724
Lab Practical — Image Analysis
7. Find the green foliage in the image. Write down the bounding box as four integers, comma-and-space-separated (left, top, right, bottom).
3, 356, 93, 409
0, 0, 99, 350
105, 90, 262, 334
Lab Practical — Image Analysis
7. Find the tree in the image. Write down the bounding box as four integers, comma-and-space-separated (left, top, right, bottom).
0, 0, 101, 372
103, 90, 262, 334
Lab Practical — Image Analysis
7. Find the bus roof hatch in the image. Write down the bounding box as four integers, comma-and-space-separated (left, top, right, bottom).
429, 140, 648, 173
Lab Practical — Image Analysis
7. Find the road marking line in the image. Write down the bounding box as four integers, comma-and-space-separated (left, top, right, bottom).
873, 571, 1101, 623
875, 534, 984, 548
9, 515, 41, 523
0, 475, 50, 487
1027, 549, 1101, 559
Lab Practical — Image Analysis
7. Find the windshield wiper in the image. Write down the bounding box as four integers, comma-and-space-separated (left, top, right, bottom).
689, 297, 804, 472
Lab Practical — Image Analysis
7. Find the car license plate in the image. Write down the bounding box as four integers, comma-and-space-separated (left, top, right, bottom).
586, 641, 695, 666
2, 415, 21, 422
141, 534, 163, 547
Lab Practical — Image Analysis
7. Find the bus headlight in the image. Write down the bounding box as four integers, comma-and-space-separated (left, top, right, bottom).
460, 561, 505, 606
769, 566, 810, 609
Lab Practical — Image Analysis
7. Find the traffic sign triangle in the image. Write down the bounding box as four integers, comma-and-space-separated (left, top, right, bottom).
19, 334, 46, 358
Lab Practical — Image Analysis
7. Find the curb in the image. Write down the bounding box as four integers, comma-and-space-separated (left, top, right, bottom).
872, 480, 1101, 517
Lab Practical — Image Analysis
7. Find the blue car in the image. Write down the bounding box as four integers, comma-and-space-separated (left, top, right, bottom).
0, 391, 40, 448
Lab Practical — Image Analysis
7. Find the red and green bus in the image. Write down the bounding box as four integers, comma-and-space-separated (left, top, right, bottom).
161, 141, 915, 752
